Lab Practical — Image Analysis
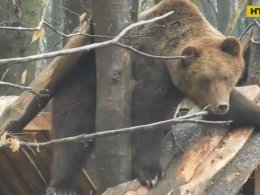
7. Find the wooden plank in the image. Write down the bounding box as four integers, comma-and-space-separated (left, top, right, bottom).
21, 131, 52, 181
6, 147, 47, 194
0, 95, 51, 131
76, 169, 97, 195
0, 175, 12, 195
0, 150, 34, 195
24, 112, 51, 131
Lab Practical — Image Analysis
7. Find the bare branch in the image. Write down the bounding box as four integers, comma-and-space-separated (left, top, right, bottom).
0, 0, 50, 32
37, 0, 51, 29
0, 81, 48, 95
171, 103, 185, 151
1, 68, 10, 81
0, 26, 38, 31
43, 21, 114, 39
207, 0, 218, 15
250, 20, 260, 44
238, 22, 254, 40
0, 111, 232, 150
0, 11, 178, 66
116, 42, 187, 59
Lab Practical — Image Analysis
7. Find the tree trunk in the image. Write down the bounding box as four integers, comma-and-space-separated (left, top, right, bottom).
200, 0, 217, 28
0, 0, 43, 95
92, 0, 133, 193
130, 0, 139, 22
36, 0, 64, 75
217, 0, 230, 33
246, 19, 260, 85
154, 0, 161, 4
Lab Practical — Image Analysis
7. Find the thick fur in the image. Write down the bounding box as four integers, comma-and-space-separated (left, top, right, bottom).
132, 0, 260, 187
46, 51, 96, 195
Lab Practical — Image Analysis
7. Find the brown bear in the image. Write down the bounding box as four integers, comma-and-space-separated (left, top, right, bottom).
47, 0, 260, 194
132, 0, 259, 188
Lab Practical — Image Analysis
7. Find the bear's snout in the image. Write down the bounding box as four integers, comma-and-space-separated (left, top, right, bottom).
215, 102, 229, 114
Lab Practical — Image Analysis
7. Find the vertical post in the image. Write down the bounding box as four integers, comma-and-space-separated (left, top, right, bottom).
92, 0, 133, 193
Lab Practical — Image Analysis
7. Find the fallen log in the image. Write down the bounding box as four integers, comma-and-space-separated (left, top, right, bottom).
0, 14, 90, 133
102, 85, 260, 195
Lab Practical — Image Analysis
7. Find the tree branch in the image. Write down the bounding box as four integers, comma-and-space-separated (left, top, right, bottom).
0, 111, 231, 149
0, 81, 48, 95
116, 42, 186, 59
0, 11, 185, 66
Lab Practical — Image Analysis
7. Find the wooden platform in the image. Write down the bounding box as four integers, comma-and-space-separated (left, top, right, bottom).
0, 110, 96, 195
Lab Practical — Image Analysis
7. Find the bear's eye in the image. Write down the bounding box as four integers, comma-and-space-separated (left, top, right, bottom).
200, 78, 211, 91
181, 46, 201, 66
223, 76, 228, 82
222, 76, 230, 84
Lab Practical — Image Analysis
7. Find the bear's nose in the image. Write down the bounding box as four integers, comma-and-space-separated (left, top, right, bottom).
216, 102, 229, 114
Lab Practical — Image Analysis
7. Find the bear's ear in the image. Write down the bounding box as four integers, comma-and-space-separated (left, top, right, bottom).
221, 37, 240, 56
181, 46, 201, 66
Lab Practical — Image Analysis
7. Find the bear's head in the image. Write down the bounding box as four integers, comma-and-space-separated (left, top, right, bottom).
168, 36, 244, 115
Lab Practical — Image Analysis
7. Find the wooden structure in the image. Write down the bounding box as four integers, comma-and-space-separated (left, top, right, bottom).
2, 86, 260, 195
0, 102, 96, 195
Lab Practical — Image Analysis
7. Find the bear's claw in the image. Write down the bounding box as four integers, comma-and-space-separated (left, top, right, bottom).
137, 166, 164, 188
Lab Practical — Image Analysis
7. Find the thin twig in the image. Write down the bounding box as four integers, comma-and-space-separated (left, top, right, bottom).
1, 111, 232, 149
0, 81, 48, 95
37, 0, 51, 29
250, 19, 260, 44
0, 11, 178, 66
171, 104, 185, 152
0, 1, 50, 32
238, 21, 254, 40
0, 81, 33, 91
43, 21, 114, 39
0, 26, 38, 31
116, 42, 187, 59
250, 37, 260, 44
1, 68, 9, 81
207, 0, 218, 15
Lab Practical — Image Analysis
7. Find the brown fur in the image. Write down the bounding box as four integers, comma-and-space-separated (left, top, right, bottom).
134, 0, 244, 113
132, 0, 248, 187
47, 51, 96, 195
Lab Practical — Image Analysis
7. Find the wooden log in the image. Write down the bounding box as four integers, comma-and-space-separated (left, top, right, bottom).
0, 15, 90, 133
102, 85, 260, 195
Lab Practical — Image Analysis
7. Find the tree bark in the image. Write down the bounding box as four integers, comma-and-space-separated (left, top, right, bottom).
246, 19, 260, 85
0, 0, 43, 95
154, 0, 161, 4
130, 0, 139, 22
0, 17, 90, 133
217, 0, 230, 33
200, 0, 217, 28
92, 0, 133, 193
